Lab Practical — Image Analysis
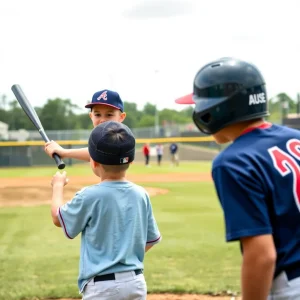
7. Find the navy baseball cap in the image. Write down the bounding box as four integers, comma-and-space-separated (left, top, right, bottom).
88, 121, 135, 165
85, 90, 124, 112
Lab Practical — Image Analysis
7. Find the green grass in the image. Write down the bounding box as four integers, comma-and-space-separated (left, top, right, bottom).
0, 163, 241, 300
0, 161, 212, 178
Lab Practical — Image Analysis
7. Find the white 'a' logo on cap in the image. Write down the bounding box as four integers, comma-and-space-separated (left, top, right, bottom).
97, 91, 108, 101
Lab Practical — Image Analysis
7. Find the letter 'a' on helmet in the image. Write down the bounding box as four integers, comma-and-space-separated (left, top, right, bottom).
175, 57, 270, 135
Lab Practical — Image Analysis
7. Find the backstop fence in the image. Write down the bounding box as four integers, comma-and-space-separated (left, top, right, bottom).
0, 124, 222, 167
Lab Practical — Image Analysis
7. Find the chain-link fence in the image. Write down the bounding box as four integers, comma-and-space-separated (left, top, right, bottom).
0, 124, 221, 167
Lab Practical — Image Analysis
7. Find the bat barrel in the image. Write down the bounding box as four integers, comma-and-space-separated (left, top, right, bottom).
39, 129, 51, 143
11, 84, 66, 170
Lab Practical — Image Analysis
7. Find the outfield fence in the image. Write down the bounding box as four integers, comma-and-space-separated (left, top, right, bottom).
0, 123, 226, 167
0, 137, 221, 167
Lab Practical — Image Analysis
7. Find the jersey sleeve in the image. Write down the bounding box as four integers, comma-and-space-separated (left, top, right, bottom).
58, 189, 91, 239
212, 166, 272, 242
146, 196, 162, 245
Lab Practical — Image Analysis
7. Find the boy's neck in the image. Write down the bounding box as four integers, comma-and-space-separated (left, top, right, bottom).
225, 119, 267, 142
100, 172, 127, 182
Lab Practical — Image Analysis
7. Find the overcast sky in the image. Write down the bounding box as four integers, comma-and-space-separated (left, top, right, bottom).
0, 0, 299, 113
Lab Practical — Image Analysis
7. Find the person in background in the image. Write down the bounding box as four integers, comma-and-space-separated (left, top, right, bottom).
169, 143, 179, 166
156, 144, 163, 166
142, 143, 150, 166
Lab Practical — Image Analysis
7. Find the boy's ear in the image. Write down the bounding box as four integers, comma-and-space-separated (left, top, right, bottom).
89, 111, 93, 120
120, 112, 126, 122
90, 158, 98, 168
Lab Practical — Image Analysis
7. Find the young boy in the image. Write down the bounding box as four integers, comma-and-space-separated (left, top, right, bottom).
142, 143, 150, 166
44, 89, 126, 161
176, 57, 300, 300
51, 121, 161, 300
169, 143, 179, 166
156, 144, 163, 166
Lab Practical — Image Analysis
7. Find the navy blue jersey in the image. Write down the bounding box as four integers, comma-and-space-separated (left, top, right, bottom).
212, 123, 300, 277
170, 143, 178, 154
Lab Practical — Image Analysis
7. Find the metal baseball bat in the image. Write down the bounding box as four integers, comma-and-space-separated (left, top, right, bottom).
11, 84, 66, 170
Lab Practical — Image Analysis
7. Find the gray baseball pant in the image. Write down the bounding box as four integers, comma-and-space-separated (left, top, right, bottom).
268, 271, 300, 299
82, 270, 147, 300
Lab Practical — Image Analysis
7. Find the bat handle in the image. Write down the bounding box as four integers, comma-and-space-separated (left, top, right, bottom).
39, 129, 65, 169
53, 153, 66, 169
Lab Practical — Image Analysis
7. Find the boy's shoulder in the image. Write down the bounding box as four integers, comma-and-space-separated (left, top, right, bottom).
75, 181, 149, 197
212, 123, 300, 171
212, 144, 236, 170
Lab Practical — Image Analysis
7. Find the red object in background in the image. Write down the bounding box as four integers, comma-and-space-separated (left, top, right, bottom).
143, 144, 150, 155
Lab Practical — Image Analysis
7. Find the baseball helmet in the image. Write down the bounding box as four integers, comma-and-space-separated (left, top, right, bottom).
175, 57, 269, 134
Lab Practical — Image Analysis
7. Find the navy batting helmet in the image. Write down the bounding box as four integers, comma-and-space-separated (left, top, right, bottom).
175, 57, 269, 134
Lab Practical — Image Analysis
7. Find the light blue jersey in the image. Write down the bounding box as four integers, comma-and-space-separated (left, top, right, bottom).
57, 181, 161, 292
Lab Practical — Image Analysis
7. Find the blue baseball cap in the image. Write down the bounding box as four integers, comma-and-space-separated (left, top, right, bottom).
85, 90, 124, 112
88, 121, 135, 165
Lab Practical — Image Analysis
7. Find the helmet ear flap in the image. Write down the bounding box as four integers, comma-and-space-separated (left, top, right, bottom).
200, 113, 212, 124
193, 110, 214, 134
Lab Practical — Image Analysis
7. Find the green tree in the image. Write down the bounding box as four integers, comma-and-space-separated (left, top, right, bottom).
6, 100, 36, 130
0, 109, 9, 125
159, 108, 191, 124
122, 101, 142, 128
39, 98, 80, 130
77, 113, 93, 129
137, 115, 155, 127
180, 106, 194, 118
267, 93, 295, 124
143, 103, 156, 116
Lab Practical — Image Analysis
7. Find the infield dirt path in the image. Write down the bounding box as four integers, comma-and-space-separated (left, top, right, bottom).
0, 172, 212, 207
1, 172, 212, 187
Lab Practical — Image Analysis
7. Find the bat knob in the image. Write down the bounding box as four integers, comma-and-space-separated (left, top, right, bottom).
53, 154, 66, 169
57, 161, 66, 170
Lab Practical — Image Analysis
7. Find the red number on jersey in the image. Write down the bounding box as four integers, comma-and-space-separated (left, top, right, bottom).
268, 140, 300, 211
287, 139, 300, 160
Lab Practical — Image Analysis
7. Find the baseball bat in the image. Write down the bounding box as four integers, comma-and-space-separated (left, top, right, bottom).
11, 84, 66, 170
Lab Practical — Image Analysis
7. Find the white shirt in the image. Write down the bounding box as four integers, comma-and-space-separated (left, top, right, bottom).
156, 145, 163, 155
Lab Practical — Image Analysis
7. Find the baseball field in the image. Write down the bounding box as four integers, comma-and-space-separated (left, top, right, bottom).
0, 161, 242, 300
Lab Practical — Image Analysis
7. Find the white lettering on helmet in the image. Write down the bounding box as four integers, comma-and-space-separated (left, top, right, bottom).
249, 93, 266, 105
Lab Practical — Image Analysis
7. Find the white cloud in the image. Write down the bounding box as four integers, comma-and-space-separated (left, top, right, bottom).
0, 0, 299, 114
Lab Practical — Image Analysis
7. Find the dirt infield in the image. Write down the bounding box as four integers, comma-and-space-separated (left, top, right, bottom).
0, 184, 169, 207
0, 172, 211, 207
1, 172, 212, 187
1, 171, 236, 300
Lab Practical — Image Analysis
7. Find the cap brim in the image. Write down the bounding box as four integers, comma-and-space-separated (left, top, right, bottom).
85, 103, 121, 110
175, 93, 195, 104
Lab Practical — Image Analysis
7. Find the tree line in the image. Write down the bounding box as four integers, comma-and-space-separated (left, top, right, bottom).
0, 92, 298, 131
0, 95, 194, 130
